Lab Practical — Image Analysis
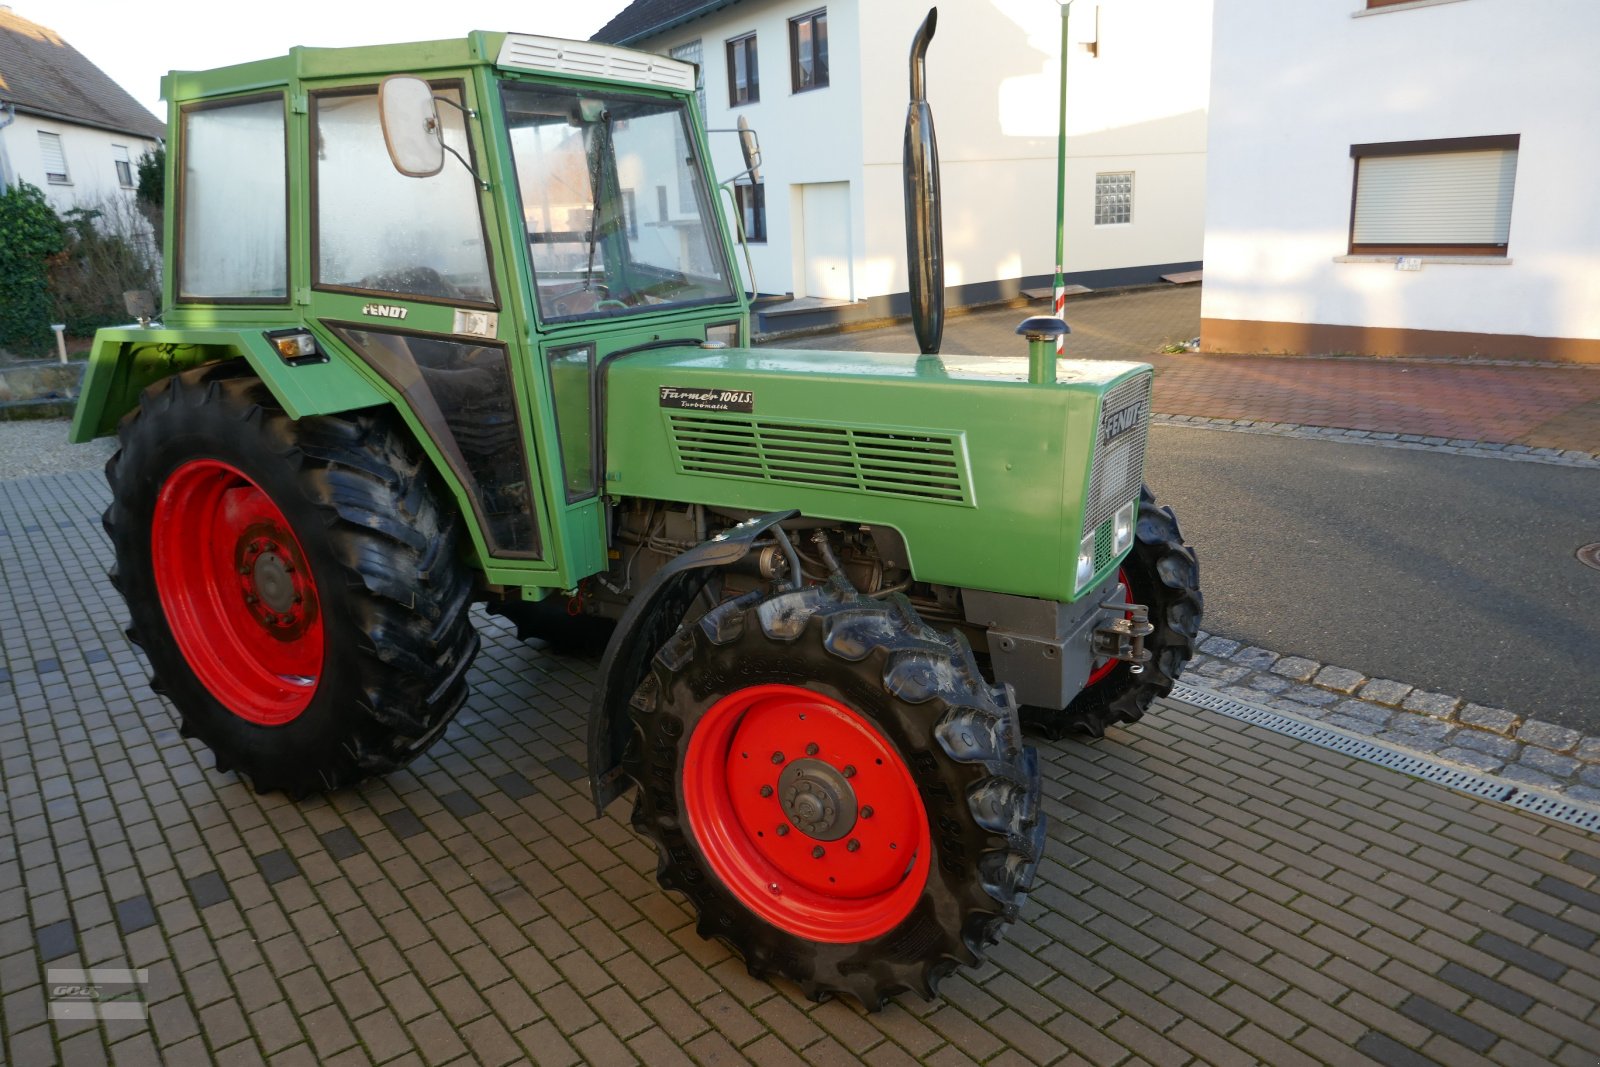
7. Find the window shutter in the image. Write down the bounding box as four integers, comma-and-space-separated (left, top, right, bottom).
1353, 149, 1517, 246
39, 131, 69, 180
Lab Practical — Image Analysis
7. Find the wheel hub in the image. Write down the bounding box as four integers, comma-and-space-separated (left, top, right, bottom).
236, 530, 313, 638
777, 759, 857, 841
251, 551, 296, 614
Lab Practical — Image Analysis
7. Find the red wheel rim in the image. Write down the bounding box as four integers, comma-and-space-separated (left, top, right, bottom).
682, 684, 931, 943
1086, 568, 1133, 687
152, 459, 324, 725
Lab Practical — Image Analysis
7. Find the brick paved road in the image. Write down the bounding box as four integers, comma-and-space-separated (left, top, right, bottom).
781, 289, 1600, 455
4, 469, 1600, 1066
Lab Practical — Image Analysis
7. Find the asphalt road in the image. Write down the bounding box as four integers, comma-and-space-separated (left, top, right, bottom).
1145, 426, 1600, 732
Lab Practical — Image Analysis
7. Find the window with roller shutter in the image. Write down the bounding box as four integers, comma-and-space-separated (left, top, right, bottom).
1348, 135, 1519, 256
39, 131, 70, 183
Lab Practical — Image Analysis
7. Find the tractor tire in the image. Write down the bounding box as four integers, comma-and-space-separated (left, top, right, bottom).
104, 361, 479, 796
624, 577, 1045, 1008
1024, 484, 1202, 740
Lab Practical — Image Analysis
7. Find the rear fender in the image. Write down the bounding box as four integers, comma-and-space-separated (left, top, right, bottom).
588, 509, 798, 815
69, 326, 388, 442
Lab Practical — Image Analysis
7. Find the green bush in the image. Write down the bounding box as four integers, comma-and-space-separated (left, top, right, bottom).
0, 182, 66, 356
135, 146, 164, 247
48, 199, 160, 336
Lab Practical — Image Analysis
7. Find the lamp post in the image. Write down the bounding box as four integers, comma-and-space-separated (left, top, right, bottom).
1052, 0, 1073, 356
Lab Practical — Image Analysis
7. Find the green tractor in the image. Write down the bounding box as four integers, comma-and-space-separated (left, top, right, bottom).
70, 28, 1200, 1005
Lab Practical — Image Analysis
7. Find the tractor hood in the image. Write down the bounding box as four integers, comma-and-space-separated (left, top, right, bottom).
603, 345, 1153, 603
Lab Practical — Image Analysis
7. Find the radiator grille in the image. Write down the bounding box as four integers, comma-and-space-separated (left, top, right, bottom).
668, 414, 972, 505
1084, 372, 1153, 535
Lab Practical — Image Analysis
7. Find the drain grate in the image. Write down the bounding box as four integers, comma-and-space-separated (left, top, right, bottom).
1169, 683, 1600, 831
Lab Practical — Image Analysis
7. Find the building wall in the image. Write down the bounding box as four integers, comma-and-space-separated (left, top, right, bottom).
1202, 0, 1600, 360
0, 111, 158, 216
650, 0, 866, 300
643, 0, 1210, 302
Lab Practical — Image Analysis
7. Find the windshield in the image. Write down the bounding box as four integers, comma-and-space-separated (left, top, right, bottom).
502, 83, 736, 322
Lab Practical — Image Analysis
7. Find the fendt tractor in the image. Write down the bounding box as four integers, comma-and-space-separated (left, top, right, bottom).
69, 24, 1201, 1006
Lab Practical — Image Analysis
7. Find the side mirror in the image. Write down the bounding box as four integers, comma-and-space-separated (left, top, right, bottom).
378, 75, 445, 178
737, 115, 761, 182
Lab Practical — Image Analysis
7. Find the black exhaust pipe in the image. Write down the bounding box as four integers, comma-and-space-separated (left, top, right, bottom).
903, 7, 943, 356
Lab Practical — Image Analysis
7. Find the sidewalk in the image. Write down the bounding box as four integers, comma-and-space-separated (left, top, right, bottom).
776, 287, 1600, 456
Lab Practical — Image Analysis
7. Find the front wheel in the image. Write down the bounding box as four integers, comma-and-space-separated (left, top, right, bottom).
105, 363, 479, 795
1025, 484, 1203, 738
624, 578, 1045, 1007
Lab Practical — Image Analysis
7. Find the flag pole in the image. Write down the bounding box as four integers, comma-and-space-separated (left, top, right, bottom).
1053, 0, 1072, 356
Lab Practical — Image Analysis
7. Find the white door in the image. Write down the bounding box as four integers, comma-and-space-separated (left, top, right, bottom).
798, 182, 853, 300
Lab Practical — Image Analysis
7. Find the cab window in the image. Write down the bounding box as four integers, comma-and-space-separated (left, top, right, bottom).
312, 84, 495, 306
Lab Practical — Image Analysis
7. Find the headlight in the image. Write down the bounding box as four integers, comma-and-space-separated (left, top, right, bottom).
1076, 531, 1097, 591
706, 321, 741, 347
1113, 499, 1136, 556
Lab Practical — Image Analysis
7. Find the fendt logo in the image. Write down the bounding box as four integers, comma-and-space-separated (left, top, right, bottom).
1101, 399, 1149, 444
361, 303, 408, 320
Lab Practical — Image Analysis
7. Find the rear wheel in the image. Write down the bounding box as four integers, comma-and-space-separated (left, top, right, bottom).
1024, 484, 1202, 739
625, 578, 1045, 1007
105, 362, 479, 795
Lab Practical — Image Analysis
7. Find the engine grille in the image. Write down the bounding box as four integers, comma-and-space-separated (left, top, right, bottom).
1085, 372, 1153, 570
667, 414, 972, 505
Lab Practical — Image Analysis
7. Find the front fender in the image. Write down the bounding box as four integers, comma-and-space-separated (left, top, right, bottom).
588, 509, 798, 815
70, 326, 389, 442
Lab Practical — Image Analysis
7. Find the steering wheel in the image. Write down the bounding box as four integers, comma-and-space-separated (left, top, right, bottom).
596, 299, 628, 311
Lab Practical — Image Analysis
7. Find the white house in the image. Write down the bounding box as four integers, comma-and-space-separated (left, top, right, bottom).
1202, 0, 1600, 363
594, 0, 1211, 330
0, 7, 164, 215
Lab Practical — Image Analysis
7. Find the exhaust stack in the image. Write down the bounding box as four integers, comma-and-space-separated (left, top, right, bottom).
903, 8, 944, 356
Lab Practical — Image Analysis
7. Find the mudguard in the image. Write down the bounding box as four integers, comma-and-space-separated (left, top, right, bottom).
69, 326, 389, 443
588, 509, 798, 815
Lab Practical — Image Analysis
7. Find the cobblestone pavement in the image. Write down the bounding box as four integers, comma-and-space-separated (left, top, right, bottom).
778, 288, 1600, 458
5, 469, 1600, 1066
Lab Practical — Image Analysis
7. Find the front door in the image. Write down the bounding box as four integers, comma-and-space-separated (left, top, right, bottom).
798, 181, 853, 301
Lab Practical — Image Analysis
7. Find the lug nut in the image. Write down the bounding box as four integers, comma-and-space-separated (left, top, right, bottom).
812, 846, 825, 859
805, 742, 819, 756
861, 806, 874, 819
842, 765, 856, 779
847, 838, 860, 852
771, 751, 784, 765
760, 785, 773, 798
776, 825, 789, 836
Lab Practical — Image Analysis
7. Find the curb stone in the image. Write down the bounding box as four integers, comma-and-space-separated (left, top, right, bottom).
1177, 636, 1600, 805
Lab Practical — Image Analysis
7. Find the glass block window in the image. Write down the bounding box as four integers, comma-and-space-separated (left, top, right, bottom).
1095, 171, 1133, 226
669, 39, 706, 123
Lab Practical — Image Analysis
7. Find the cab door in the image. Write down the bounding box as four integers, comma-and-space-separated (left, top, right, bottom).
300, 75, 549, 569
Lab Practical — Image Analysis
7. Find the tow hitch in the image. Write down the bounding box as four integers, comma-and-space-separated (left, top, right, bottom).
1092, 596, 1155, 674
